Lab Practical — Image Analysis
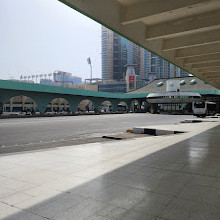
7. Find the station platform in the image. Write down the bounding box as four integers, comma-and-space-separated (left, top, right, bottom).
0, 119, 220, 220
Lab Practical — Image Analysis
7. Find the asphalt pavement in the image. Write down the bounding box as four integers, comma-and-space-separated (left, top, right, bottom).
0, 113, 195, 152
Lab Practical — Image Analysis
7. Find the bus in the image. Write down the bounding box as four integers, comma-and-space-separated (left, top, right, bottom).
192, 101, 216, 117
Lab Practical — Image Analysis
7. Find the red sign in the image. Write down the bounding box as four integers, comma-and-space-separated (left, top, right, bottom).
129, 75, 135, 83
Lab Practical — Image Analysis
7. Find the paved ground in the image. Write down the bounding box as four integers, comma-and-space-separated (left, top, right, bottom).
0, 113, 194, 152
0, 118, 219, 220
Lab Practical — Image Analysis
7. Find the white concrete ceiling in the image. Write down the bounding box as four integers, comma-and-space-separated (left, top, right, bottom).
59, 0, 220, 89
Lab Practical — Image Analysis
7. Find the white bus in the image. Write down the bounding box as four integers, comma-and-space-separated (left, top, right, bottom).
193, 101, 216, 117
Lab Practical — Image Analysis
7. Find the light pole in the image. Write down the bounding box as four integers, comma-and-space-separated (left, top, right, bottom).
87, 57, 92, 84
48, 73, 52, 85
39, 74, 43, 83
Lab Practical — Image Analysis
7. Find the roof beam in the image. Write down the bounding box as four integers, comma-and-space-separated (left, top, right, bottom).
162, 29, 220, 51
201, 74, 220, 88
209, 81, 220, 89
121, 0, 214, 25
59, 0, 220, 89
206, 78, 220, 83
198, 66, 220, 73
192, 61, 220, 69
145, 10, 220, 40
206, 77, 220, 81
183, 54, 220, 64
201, 72, 220, 77
175, 43, 220, 59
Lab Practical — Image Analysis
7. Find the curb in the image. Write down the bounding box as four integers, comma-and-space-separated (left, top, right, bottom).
184, 119, 203, 123
133, 127, 182, 136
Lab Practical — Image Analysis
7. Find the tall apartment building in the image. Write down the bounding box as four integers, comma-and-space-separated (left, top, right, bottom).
141, 51, 189, 79
144, 50, 174, 79
169, 65, 191, 78
101, 27, 126, 81
102, 26, 141, 80
101, 26, 189, 81
180, 69, 190, 77
101, 27, 114, 80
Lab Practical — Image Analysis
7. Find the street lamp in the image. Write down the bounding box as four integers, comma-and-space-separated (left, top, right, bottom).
39, 74, 43, 82
87, 57, 92, 84
48, 73, 52, 85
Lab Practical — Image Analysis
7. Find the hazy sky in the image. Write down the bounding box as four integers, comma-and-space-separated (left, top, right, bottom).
0, 0, 101, 80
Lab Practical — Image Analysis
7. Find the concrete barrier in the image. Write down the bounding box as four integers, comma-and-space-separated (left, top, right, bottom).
132, 127, 182, 136
184, 119, 203, 123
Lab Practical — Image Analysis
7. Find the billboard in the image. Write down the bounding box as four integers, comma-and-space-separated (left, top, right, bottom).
129, 75, 135, 83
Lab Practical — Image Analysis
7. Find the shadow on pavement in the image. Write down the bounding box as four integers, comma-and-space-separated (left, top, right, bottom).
3, 125, 220, 220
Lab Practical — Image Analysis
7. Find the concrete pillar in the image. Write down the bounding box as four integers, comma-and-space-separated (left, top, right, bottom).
58, 98, 61, 112
38, 106, 46, 114
111, 100, 120, 112
90, 98, 103, 113
69, 102, 79, 114
50, 100, 53, 112
38, 101, 49, 114
21, 96, 24, 111
10, 98, 13, 112
130, 99, 141, 112
22, 96, 28, 111
66, 96, 84, 114
136, 100, 141, 110
32, 101, 35, 111
0, 101, 3, 114
111, 103, 118, 112
124, 100, 132, 112
93, 101, 101, 113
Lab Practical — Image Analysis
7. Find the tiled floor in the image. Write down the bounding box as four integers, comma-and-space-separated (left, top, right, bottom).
0, 120, 220, 220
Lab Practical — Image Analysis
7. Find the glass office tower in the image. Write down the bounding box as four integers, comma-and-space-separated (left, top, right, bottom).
101, 26, 189, 81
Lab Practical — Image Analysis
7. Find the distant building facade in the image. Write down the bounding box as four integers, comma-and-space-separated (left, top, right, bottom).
101, 26, 190, 81
98, 81, 127, 93
102, 26, 142, 81
53, 71, 82, 86
101, 27, 114, 80
40, 79, 55, 86
16, 71, 82, 87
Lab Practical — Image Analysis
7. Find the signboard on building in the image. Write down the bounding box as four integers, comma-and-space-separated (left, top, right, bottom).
129, 75, 135, 83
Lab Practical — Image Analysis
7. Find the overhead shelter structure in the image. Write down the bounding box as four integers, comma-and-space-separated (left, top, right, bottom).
0, 80, 146, 114
59, 0, 220, 89
129, 76, 220, 112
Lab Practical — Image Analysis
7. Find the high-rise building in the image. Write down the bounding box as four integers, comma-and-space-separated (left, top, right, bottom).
101, 27, 113, 80
101, 26, 189, 81
120, 39, 127, 79
102, 26, 142, 81
169, 66, 191, 78
112, 32, 122, 80
143, 50, 175, 79
125, 39, 141, 75
101, 26, 123, 81
180, 69, 190, 77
